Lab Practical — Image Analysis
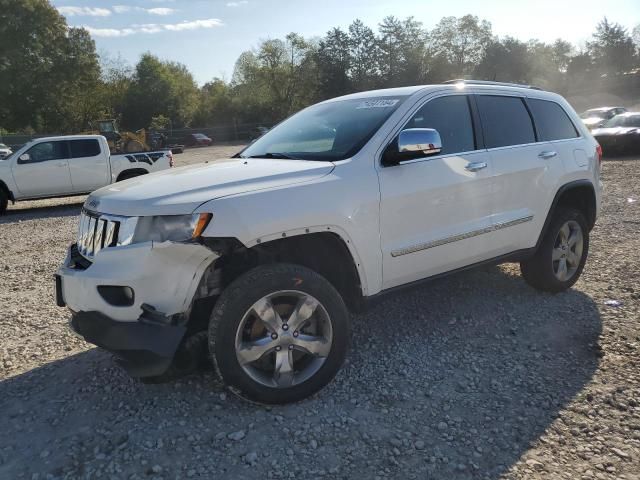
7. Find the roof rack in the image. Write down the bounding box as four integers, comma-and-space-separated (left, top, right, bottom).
443, 79, 542, 90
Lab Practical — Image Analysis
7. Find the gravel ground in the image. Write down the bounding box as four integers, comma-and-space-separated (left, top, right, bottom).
1, 148, 639, 479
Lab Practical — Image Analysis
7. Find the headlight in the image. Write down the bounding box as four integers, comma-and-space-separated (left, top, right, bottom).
118, 213, 212, 246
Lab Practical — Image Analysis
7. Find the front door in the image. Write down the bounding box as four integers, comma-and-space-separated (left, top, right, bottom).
12, 140, 73, 197
378, 94, 495, 289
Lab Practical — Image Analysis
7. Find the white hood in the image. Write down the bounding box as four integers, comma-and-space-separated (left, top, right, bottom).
86, 158, 335, 216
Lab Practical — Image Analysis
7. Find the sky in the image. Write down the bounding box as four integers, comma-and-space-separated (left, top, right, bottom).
51, 0, 640, 85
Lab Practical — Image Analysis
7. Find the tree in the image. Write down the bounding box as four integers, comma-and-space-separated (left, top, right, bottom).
588, 18, 635, 76
231, 34, 315, 122
348, 19, 379, 91
475, 37, 530, 83
316, 28, 352, 99
99, 53, 133, 122
122, 54, 199, 129
0, 0, 101, 132
377, 16, 428, 86
193, 79, 234, 126
429, 15, 493, 77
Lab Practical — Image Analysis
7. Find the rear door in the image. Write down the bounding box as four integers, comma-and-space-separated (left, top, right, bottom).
68, 138, 110, 192
378, 94, 495, 289
475, 94, 565, 254
12, 140, 73, 197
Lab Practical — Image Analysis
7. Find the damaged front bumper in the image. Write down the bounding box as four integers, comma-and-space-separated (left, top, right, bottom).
70, 310, 186, 377
56, 240, 218, 377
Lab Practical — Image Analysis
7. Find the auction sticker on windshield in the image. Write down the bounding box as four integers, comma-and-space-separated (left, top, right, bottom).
356, 99, 400, 109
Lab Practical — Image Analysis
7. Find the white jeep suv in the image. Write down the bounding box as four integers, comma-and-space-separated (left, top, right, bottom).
56, 80, 602, 404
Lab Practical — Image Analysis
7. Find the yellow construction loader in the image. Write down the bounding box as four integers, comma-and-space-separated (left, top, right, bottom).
86, 120, 150, 154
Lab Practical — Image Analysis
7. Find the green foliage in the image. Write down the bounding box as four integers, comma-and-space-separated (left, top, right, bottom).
122, 54, 199, 129
588, 18, 636, 76
2, 4, 639, 134
0, 0, 101, 132
149, 115, 171, 130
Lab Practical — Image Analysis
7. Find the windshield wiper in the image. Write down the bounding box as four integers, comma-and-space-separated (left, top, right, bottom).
245, 152, 299, 160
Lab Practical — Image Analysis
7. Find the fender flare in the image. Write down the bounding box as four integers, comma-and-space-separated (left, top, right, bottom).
243, 224, 370, 297
535, 179, 596, 249
0, 179, 15, 203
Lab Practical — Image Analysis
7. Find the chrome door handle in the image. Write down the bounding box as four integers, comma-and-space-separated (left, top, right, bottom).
465, 161, 487, 172
538, 151, 557, 159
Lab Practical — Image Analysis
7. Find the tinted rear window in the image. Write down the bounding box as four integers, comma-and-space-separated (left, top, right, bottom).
70, 139, 101, 158
528, 99, 578, 141
476, 95, 535, 148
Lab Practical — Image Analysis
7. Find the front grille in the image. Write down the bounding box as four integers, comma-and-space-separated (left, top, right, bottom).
77, 210, 120, 260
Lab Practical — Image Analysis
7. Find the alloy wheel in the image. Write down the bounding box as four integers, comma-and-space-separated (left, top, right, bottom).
552, 220, 584, 281
234, 290, 333, 388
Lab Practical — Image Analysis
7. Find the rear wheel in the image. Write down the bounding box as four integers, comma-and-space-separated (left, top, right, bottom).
520, 207, 589, 292
209, 264, 350, 404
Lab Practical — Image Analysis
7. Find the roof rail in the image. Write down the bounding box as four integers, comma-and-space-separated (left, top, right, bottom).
443, 79, 542, 90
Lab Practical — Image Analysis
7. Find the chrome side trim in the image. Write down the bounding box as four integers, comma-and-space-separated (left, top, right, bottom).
390, 215, 534, 258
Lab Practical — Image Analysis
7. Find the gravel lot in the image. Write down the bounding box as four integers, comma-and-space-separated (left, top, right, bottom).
1, 146, 639, 479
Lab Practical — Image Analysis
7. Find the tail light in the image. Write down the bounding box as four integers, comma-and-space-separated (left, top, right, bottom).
596, 144, 602, 167
168, 152, 174, 168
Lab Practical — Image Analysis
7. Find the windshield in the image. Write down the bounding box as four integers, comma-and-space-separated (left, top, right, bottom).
0, 144, 7, 149
240, 96, 408, 161
603, 115, 640, 128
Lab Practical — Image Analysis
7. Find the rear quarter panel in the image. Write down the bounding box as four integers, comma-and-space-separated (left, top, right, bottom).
110, 151, 171, 182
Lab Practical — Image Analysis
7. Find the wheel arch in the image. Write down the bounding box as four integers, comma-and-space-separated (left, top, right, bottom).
201, 231, 366, 313
537, 180, 597, 247
116, 168, 148, 182
0, 179, 15, 203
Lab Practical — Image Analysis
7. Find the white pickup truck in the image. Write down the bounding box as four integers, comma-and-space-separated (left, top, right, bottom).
0, 135, 173, 214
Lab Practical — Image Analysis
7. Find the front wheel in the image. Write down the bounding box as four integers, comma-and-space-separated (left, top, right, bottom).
520, 207, 590, 293
209, 264, 350, 404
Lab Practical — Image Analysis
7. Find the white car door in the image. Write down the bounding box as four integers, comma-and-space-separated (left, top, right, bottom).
474, 94, 571, 255
12, 140, 73, 197
378, 94, 495, 290
68, 138, 110, 192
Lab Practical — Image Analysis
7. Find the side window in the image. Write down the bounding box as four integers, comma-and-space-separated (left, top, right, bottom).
25, 141, 68, 162
69, 139, 101, 158
403, 95, 475, 155
527, 99, 578, 141
476, 95, 535, 148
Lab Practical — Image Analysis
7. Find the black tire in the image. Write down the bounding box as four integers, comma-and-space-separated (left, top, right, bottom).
520, 207, 589, 293
141, 331, 209, 384
0, 189, 7, 215
209, 263, 350, 404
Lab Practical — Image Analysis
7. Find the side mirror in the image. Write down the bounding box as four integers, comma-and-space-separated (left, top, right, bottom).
383, 128, 443, 166
18, 153, 30, 163
398, 128, 442, 156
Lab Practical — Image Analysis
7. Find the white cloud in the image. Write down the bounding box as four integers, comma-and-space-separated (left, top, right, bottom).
57, 6, 111, 17
83, 27, 132, 37
226, 1, 248, 6
165, 18, 224, 31
147, 7, 176, 15
112, 5, 177, 15
83, 18, 224, 37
